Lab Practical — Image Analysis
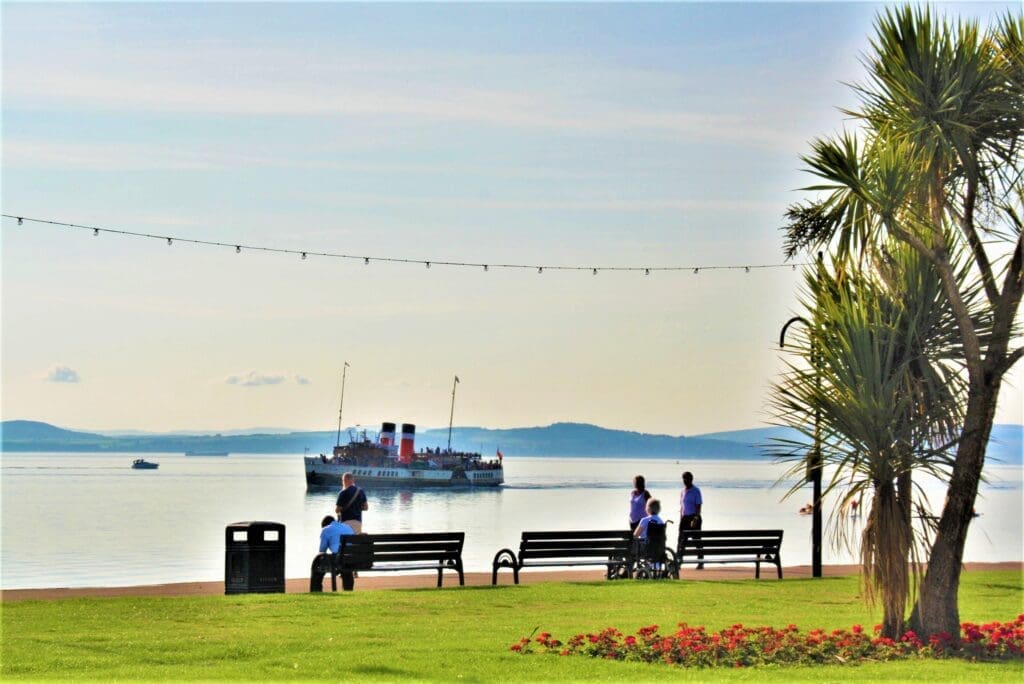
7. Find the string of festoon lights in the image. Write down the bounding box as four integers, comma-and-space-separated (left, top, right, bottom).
3, 213, 807, 275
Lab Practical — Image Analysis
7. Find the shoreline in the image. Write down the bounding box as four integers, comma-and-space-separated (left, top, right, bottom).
3, 561, 1019, 602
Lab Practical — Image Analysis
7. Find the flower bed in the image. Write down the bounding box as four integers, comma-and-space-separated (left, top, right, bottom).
510, 615, 1024, 667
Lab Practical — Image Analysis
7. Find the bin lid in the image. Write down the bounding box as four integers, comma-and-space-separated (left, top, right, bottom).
226, 521, 286, 531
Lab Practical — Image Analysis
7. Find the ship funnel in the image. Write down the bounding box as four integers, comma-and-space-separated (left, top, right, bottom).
379, 422, 396, 446
399, 423, 415, 463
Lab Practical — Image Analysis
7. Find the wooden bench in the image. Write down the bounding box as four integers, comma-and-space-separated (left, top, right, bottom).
315, 532, 465, 592
491, 530, 635, 585
676, 529, 784, 578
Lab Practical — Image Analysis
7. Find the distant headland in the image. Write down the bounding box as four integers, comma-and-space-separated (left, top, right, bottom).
1, 420, 1021, 464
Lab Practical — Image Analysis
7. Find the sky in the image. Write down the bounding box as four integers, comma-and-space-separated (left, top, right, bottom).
2, 2, 1021, 436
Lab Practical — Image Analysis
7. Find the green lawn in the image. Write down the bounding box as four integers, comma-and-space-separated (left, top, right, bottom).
3, 570, 1022, 680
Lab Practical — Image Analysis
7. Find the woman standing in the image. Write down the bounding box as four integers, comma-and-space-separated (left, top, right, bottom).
629, 475, 652, 534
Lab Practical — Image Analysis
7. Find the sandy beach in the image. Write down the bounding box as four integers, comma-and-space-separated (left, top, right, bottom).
3, 562, 1018, 602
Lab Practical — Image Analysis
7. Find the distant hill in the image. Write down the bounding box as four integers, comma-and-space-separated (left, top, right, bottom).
417, 422, 761, 458
695, 426, 805, 445
2, 420, 104, 441
1, 419, 1020, 463
1, 420, 763, 458
693, 424, 1022, 465
0, 420, 114, 451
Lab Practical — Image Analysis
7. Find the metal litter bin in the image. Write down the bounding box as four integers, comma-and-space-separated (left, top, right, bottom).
224, 521, 286, 594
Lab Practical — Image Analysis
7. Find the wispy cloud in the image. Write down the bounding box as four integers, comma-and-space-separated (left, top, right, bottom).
3, 139, 271, 172
225, 371, 286, 387
45, 365, 80, 383
294, 375, 312, 385
3, 60, 802, 150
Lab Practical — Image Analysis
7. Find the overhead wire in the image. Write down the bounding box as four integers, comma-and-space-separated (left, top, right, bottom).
3, 214, 806, 274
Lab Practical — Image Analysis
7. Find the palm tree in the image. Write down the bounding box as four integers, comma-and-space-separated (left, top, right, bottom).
772, 243, 968, 639
782, 6, 1023, 637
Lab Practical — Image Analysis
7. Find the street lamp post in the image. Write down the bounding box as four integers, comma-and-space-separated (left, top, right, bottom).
780, 315, 823, 579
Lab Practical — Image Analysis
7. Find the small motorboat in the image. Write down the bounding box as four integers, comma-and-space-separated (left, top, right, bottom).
131, 459, 159, 470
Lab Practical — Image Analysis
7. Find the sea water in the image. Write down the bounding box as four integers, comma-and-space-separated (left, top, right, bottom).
1, 453, 1020, 589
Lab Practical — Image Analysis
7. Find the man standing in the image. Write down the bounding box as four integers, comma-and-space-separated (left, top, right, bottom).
336, 472, 368, 533
679, 471, 704, 570
309, 515, 355, 591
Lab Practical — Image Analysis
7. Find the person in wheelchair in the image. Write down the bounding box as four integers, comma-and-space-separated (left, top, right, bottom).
633, 499, 677, 579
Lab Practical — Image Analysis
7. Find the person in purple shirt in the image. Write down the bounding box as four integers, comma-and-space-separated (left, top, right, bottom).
629, 475, 652, 534
679, 471, 704, 569
310, 515, 355, 591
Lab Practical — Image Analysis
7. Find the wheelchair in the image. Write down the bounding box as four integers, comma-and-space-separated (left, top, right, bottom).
633, 521, 679, 580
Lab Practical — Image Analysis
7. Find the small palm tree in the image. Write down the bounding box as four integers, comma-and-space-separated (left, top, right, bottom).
772, 243, 969, 639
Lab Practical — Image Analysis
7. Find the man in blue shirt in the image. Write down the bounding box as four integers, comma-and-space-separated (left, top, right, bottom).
320, 516, 355, 554
310, 515, 355, 591
678, 471, 704, 569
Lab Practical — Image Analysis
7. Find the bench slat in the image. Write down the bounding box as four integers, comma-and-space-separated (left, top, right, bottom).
681, 530, 783, 538
521, 530, 632, 541
360, 533, 464, 543
370, 553, 461, 563
677, 542, 779, 551
521, 550, 630, 560
355, 542, 463, 553
521, 541, 632, 552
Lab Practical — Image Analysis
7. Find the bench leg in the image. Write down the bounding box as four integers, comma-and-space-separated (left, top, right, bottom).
491, 549, 518, 586
776, 558, 783, 579
310, 553, 330, 592
340, 571, 355, 591
755, 561, 761, 579
436, 568, 443, 588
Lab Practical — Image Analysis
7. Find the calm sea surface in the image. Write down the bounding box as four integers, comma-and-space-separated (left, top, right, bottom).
1, 453, 1020, 589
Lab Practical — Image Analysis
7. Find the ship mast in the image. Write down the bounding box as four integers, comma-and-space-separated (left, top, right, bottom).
447, 375, 459, 452
336, 362, 350, 447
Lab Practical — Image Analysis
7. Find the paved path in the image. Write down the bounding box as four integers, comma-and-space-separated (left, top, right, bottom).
3, 562, 1019, 602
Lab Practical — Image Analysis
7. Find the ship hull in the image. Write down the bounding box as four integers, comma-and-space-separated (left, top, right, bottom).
304, 457, 503, 489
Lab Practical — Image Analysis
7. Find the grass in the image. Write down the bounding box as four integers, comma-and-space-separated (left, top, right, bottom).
2, 570, 1022, 680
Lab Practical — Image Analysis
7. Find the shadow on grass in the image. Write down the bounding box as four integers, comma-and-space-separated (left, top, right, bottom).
351, 664, 413, 676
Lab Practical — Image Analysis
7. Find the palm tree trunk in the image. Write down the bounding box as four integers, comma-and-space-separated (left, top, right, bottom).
865, 479, 911, 640
910, 379, 999, 638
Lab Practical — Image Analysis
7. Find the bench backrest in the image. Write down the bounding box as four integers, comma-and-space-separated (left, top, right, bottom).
677, 530, 783, 558
338, 532, 465, 568
519, 530, 633, 562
